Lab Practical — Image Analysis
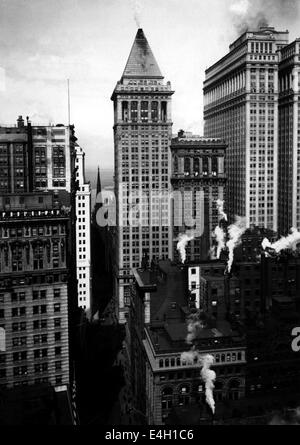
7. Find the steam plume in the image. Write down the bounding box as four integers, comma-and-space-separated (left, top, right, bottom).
214, 226, 226, 259
131, 0, 142, 28
216, 199, 227, 222
181, 349, 216, 414
226, 216, 247, 272
201, 354, 216, 415
176, 231, 195, 264
229, 0, 299, 34
181, 312, 216, 414
186, 312, 206, 344
262, 227, 300, 253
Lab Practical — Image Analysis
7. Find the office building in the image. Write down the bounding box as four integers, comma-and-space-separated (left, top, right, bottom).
111, 28, 174, 323
0, 117, 78, 393
278, 39, 300, 234
204, 26, 289, 230
171, 130, 227, 262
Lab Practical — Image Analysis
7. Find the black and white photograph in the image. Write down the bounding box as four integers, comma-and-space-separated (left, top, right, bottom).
0, 0, 300, 430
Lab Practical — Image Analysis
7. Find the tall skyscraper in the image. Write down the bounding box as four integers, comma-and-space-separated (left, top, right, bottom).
171, 130, 227, 262
278, 39, 300, 234
204, 26, 289, 230
75, 144, 92, 312
0, 118, 78, 390
111, 29, 174, 323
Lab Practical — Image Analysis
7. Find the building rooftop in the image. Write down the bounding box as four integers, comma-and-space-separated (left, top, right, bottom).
122, 28, 163, 79
134, 260, 244, 353
172, 130, 226, 146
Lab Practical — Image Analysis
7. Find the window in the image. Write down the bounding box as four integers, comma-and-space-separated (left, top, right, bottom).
54, 318, 61, 328
54, 289, 60, 298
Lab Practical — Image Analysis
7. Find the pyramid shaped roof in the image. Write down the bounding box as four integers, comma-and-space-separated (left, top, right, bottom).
122, 28, 163, 79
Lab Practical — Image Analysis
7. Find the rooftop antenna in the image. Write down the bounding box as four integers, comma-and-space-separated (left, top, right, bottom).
67, 79, 71, 127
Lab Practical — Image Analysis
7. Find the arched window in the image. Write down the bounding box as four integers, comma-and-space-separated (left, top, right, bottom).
151, 101, 158, 121
202, 156, 208, 175
131, 101, 138, 122
184, 158, 191, 176
211, 156, 218, 176
165, 358, 169, 367
122, 101, 128, 121
161, 102, 167, 122
174, 156, 178, 173
159, 359, 164, 368
194, 158, 200, 176
141, 101, 149, 122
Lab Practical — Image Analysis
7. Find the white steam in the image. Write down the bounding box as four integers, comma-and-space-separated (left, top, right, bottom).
181, 313, 216, 414
226, 216, 247, 272
214, 226, 226, 259
176, 231, 195, 264
216, 199, 228, 222
186, 313, 205, 344
201, 354, 216, 415
262, 227, 300, 253
131, 0, 142, 28
211, 199, 227, 260
181, 349, 216, 414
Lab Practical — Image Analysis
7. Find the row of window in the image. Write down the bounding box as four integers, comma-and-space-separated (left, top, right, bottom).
158, 351, 243, 368
0, 303, 61, 318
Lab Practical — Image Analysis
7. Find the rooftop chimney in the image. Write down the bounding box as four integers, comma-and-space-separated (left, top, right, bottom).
17, 116, 24, 128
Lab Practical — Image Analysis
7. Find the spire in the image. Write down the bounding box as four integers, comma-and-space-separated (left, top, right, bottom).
96, 166, 102, 195
122, 28, 163, 79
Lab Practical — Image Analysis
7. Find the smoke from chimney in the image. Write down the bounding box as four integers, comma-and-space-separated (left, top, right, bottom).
186, 312, 206, 344
213, 226, 226, 259
229, 0, 299, 34
216, 199, 228, 222
176, 231, 195, 264
181, 349, 216, 414
226, 216, 247, 272
201, 354, 216, 415
131, 0, 142, 28
262, 227, 300, 253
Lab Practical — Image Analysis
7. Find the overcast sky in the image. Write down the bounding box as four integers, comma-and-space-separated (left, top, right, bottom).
0, 0, 299, 171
